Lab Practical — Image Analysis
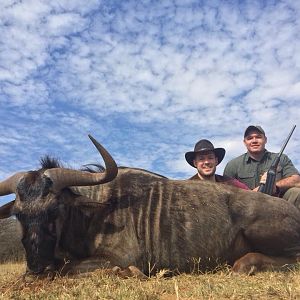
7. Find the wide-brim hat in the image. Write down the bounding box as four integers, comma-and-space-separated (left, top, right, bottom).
185, 139, 226, 168
244, 125, 265, 138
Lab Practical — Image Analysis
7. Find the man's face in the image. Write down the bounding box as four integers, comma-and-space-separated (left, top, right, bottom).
243, 130, 267, 154
193, 151, 218, 179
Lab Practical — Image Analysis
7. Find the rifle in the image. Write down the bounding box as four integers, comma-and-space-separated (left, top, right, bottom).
258, 125, 296, 195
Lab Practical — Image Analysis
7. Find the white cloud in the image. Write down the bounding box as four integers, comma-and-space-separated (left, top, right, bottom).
46, 13, 88, 36
1, 0, 300, 205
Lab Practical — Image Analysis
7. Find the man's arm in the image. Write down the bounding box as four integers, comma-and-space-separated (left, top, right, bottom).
252, 173, 300, 195
275, 155, 300, 193
254, 154, 300, 195
276, 174, 300, 192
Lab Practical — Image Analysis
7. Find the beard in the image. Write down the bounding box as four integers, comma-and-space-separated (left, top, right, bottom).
197, 166, 216, 179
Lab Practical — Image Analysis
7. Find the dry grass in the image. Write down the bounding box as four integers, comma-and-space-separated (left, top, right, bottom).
0, 219, 24, 263
1, 218, 300, 299
1, 262, 300, 299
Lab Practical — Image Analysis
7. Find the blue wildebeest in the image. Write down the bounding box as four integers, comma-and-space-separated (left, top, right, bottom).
0, 135, 300, 278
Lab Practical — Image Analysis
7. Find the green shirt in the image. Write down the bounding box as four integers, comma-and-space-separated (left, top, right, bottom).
223, 150, 299, 189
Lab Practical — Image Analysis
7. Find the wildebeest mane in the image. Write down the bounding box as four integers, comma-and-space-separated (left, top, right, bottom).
80, 164, 167, 178
40, 155, 63, 169
118, 166, 167, 178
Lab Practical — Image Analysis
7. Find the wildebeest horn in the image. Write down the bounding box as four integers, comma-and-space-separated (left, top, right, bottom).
0, 172, 26, 196
44, 135, 118, 191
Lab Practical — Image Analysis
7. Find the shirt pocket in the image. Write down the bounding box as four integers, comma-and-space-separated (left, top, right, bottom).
237, 171, 256, 189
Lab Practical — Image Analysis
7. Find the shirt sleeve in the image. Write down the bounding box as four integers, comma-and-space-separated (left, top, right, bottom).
280, 154, 300, 178
223, 160, 238, 178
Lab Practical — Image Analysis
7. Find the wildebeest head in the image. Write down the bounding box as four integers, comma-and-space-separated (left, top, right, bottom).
0, 135, 118, 274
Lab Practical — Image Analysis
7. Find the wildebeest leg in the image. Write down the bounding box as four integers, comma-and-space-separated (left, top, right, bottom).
111, 266, 148, 280
228, 230, 252, 265
59, 259, 147, 279
58, 258, 112, 275
232, 253, 297, 275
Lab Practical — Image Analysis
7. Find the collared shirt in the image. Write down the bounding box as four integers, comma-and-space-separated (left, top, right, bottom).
223, 150, 299, 189
188, 174, 250, 190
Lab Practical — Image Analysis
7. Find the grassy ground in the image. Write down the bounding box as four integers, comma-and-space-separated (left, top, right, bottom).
0, 219, 24, 263
1, 262, 300, 299
1, 219, 299, 299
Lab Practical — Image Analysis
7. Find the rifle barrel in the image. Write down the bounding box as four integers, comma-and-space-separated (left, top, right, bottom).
278, 125, 296, 157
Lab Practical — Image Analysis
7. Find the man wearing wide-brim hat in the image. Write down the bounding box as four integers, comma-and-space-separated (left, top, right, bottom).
185, 139, 249, 189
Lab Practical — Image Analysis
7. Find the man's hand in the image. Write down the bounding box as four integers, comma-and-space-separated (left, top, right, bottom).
253, 172, 278, 195
259, 172, 267, 185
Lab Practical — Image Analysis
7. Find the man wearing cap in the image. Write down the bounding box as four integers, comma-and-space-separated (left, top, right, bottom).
185, 139, 249, 189
223, 125, 300, 206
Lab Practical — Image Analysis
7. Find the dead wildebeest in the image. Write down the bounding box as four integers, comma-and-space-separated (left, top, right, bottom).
0, 135, 300, 278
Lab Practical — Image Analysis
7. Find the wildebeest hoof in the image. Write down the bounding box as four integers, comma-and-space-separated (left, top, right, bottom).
111, 266, 122, 274
111, 265, 147, 280
127, 266, 148, 280
232, 253, 261, 275
232, 264, 257, 276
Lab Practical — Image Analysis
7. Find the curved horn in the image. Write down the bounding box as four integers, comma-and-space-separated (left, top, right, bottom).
0, 172, 26, 196
44, 135, 118, 191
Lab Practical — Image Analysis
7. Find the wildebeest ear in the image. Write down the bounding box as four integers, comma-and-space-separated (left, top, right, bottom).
0, 200, 15, 219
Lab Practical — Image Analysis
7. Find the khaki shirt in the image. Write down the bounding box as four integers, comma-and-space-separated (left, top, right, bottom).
223, 150, 299, 189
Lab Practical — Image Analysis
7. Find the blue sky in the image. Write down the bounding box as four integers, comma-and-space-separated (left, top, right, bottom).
1, 0, 300, 205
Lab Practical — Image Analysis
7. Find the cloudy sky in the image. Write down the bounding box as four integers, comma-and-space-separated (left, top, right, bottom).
1, 0, 300, 205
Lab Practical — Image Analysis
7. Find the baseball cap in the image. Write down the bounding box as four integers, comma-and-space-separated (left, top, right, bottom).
244, 125, 265, 138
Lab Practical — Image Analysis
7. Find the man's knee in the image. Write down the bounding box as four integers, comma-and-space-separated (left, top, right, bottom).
282, 187, 300, 208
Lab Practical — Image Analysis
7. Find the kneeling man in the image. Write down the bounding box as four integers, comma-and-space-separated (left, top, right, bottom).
185, 139, 249, 189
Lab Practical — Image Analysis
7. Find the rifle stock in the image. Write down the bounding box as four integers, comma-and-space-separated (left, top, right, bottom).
258, 125, 296, 195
